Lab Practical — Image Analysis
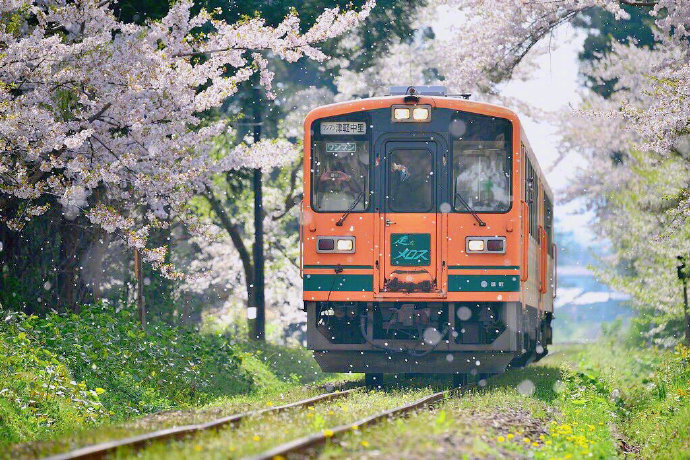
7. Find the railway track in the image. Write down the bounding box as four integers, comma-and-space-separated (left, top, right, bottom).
45, 378, 472, 460
246, 387, 459, 460
44, 389, 356, 460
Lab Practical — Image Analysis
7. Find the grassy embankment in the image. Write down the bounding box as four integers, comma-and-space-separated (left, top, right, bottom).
0, 303, 339, 456
2, 302, 688, 459
319, 341, 689, 459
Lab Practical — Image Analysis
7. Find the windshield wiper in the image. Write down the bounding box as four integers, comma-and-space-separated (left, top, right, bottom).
454, 192, 486, 227
336, 191, 364, 226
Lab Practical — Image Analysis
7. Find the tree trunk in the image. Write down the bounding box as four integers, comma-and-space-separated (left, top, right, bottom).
81, 230, 110, 302
134, 249, 145, 329
58, 220, 80, 313
204, 191, 256, 336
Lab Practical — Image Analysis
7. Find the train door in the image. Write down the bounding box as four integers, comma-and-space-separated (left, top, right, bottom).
380, 141, 444, 296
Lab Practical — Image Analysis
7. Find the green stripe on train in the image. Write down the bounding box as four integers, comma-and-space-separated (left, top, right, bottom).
448, 265, 519, 270
303, 274, 373, 291
448, 274, 520, 292
303, 265, 373, 270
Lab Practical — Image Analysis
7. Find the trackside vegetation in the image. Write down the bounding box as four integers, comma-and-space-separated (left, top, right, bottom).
320, 340, 689, 459
0, 303, 327, 448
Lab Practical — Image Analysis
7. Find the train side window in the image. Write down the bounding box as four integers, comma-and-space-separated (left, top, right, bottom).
311, 140, 370, 212
544, 194, 554, 255
525, 157, 537, 238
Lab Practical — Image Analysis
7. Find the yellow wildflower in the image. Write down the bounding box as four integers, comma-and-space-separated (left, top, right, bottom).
193, 445, 202, 452
361, 441, 370, 448
352, 425, 359, 430
323, 429, 334, 438
497, 436, 505, 442
532, 442, 539, 447
328, 410, 334, 415
266, 401, 273, 407
523, 437, 530, 444
506, 433, 514, 440
308, 406, 314, 411
307, 413, 314, 418
253, 435, 261, 442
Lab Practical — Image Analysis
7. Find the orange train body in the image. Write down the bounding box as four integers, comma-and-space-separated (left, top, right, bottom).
300, 87, 555, 377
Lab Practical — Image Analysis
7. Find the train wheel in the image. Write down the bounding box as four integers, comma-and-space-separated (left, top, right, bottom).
365, 373, 384, 388
452, 373, 468, 388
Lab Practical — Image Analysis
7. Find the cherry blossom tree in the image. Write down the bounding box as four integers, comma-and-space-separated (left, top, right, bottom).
0, 0, 374, 277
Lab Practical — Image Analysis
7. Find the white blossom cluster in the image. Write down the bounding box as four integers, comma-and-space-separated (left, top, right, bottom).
557, 3, 690, 323
0, 0, 374, 273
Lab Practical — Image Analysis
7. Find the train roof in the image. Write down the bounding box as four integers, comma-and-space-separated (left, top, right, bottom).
304, 86, 552, 198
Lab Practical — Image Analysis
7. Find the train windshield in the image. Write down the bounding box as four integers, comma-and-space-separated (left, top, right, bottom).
451, 113, 512, 213
312, 140, 370, 212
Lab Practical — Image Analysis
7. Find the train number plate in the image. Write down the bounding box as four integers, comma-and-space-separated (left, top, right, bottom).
320, 122, 366, 135
390, 233, 431, 266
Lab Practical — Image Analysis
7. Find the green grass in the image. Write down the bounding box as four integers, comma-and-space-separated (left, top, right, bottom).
3, 303, 687, 460
556, 341, 690, 458
320, 342, 688, 459
132, 388, 432, 459
0, 303, 340, 454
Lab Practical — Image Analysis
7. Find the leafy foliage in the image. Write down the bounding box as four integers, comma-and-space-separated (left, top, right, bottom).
0, 303, 256, 445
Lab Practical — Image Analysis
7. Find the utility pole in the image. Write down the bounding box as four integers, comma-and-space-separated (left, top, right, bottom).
252, 89, 265, 341
678, 256, 689, 345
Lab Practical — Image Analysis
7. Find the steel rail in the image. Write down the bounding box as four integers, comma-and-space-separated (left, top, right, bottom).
44, 389, 356, 460
246, 388, 456, 460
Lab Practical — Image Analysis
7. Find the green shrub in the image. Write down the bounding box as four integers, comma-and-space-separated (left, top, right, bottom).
0, 302, 255, 445
0, 313, 106, 444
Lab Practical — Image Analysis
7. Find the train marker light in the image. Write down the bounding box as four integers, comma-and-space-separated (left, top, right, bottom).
487, 239, 504, 252
413, 107, 430, 120
393, 107, 410, 120
318, 238, 335, 251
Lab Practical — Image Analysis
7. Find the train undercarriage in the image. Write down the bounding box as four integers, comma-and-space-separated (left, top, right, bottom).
306, 300, 552, 376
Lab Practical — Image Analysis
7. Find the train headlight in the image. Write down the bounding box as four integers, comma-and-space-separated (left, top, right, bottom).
316, 236, 356, 253
391, 104, 431, 123
467, 239, 485, 252
336, 239, 354, 251
466, 237, 506, 254
393, 107, 410, 120
412, 107, 430, 120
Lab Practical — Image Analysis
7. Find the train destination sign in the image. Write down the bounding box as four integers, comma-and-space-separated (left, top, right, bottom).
320, 122, 366, 135
326, 142, 356, 153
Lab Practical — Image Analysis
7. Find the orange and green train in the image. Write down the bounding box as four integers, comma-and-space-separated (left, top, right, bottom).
299, 86, 556, 384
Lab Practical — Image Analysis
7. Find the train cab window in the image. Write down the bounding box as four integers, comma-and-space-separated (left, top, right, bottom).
388, 149, 433, 212
451, 113, 512, 213
312, 140, 370, 212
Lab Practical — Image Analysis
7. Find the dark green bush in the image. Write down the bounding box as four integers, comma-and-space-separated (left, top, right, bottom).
0, 302, 254, 445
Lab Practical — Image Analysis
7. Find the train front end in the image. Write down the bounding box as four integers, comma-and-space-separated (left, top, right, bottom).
300, 87, 550, 377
